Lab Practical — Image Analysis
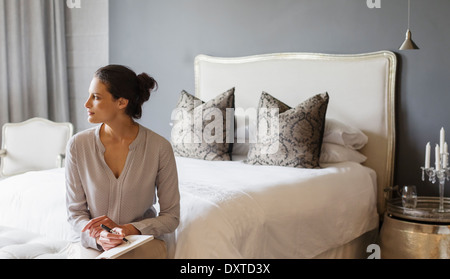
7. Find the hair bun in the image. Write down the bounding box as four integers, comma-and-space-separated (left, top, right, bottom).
137, 73, 158, 103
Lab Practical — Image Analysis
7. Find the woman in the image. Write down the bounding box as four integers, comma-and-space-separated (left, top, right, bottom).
65, 65, 180, 257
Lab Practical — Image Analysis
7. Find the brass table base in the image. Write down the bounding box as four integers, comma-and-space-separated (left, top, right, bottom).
379, 213, 450, 259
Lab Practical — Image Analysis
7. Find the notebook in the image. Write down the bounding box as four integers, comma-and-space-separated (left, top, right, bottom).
96, 235, 154, 259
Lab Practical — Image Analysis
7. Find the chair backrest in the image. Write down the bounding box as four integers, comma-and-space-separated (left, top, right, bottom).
0, 117, 74, 177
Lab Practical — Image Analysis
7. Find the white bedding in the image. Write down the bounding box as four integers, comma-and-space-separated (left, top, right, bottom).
172, 157, 378, 258
0, 157, 378, 259
0, 168, 74, 242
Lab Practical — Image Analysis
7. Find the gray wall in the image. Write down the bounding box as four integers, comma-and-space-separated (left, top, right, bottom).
108, 0, 450, 197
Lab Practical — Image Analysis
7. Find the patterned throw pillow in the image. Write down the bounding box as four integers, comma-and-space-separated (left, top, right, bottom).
245, 92, 329, 168
171, 88, 235, 161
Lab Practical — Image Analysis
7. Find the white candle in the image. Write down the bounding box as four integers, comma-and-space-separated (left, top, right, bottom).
444, 154, 448, 169
425, 142, 431, 168
440, 127, 445, 154
436, 144, 441, 170
444, 142, 449, 168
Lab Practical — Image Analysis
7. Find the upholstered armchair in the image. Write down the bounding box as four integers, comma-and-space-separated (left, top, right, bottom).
0, 118, 73, 178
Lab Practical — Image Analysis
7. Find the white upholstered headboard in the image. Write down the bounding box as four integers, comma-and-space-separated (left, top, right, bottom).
194, 51, 397, 215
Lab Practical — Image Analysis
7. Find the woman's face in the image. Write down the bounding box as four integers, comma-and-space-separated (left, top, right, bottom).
85, 77, 124, 124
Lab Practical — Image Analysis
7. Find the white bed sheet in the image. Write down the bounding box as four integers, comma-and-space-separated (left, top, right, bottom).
0, 157, 378, 259
170, 157, 379, 258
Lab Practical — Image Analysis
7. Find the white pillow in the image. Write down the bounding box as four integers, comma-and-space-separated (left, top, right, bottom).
323, 119, 368, 150
320, 143, 367, 164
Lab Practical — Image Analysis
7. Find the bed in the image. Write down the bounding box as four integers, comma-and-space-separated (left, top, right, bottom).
0, 51, 397, 259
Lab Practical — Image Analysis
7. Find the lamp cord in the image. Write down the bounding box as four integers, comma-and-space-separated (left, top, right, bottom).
407, 0, 411, 29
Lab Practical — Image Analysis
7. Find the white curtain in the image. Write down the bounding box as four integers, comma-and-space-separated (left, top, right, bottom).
0, 0, 69, 129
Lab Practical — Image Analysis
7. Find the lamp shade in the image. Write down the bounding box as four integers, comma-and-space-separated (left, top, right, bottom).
399, 29, 419, 50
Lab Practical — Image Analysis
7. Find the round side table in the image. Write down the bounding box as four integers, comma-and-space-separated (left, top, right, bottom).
379, 197, 450, 259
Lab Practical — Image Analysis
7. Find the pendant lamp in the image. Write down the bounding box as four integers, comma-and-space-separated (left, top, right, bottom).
399, 0, 419, 50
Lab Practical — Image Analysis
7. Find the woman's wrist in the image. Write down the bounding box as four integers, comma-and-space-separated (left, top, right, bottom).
122, 223, 141, 235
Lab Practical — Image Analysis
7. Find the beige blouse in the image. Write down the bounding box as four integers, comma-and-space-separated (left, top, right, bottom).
65, 124, 180, 250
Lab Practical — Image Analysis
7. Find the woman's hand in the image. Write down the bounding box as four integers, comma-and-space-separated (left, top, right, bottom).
82, 215, 141, 250
97, 228, 125, 250
82, 215, 118, 240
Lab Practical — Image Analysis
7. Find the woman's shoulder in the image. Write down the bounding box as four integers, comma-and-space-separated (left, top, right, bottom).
68, 126, 98, 146
140, 125, 171, 148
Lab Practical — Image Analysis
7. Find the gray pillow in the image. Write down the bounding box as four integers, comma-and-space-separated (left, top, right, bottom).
245, 92, 329, 168
171, 88, 235, 161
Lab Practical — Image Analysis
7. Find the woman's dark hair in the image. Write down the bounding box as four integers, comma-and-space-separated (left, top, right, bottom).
94, 64, 158, 119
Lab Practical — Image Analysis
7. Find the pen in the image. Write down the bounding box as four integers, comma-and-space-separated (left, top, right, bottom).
100, 224, 129, 243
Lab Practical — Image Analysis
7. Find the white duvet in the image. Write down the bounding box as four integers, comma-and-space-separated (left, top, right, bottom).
0, 157, 378, 259
0, 168, 73, 242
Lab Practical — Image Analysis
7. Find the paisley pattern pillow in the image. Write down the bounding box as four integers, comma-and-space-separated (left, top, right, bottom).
245, 92, 329, 168
171, 88, 235, 161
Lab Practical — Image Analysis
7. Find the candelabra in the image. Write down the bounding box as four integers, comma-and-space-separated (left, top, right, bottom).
421, 128, 449, 213
421, 165, 450, 213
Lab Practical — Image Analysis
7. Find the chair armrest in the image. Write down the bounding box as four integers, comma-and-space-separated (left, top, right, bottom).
57, 154, 66, 168
0, 150, 5, 173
